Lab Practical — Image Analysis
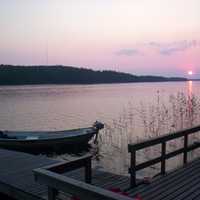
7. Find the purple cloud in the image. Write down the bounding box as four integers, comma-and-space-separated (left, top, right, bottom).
148, 42, 161, 47
115, 40, 200, 57
115, 48, 142, 56
149, 40, 200, 55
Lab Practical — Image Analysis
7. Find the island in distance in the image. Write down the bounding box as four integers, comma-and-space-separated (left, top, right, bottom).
0, 65, 187, 85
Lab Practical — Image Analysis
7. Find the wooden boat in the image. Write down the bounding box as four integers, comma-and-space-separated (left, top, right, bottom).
0, 121, 104, 154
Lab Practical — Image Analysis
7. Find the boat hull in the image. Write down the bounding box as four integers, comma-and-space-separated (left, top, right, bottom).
0, 128, 98, 154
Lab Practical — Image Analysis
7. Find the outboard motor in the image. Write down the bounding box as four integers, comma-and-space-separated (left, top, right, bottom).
93, 121, 104, 143
93, 121, 104, 130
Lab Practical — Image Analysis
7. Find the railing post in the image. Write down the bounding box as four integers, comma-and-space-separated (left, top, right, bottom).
85, 157, 92, 184
130, 150, 136, 187
48, 187, 57, 200
161, 141, 166, 175
184, 134, 188, 164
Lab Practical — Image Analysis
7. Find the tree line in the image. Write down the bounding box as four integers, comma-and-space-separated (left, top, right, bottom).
0, 65, 187, 85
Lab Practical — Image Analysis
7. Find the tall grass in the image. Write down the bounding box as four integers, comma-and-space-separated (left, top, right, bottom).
94, 91, 200, 177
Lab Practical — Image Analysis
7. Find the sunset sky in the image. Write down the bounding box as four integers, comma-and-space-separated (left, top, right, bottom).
0, 0, 199, 77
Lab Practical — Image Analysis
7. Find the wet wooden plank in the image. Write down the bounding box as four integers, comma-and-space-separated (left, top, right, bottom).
65, 168, 130, 190
0, 149, 199, 200
0, 149, 58, 200
0, 149, 130, 200
127, 158, 200, 200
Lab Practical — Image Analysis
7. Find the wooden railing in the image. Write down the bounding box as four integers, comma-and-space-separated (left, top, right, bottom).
41, 154, 92, 184
33, 154, 133, 200
128, 125, 200, 187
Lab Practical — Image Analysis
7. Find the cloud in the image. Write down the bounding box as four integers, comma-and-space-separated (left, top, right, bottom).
148, 42, 161, 47
148, 40, 200, 56
115, 48, 142, 56
115, 40, 200, 57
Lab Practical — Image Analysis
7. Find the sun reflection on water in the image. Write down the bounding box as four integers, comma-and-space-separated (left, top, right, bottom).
188, 80, 193, 97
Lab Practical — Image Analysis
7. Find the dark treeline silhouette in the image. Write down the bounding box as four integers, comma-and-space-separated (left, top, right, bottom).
0, 65, 187, 85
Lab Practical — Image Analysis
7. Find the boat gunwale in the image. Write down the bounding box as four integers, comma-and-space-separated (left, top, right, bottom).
0, 127, 97, 142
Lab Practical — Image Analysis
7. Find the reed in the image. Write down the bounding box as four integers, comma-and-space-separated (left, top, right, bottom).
94, 91, 200, 176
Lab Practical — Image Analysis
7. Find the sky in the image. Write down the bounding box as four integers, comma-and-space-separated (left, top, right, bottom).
0, 0, 200, 78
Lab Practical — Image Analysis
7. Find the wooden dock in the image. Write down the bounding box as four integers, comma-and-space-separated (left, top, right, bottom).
126, 158, 200, 200
43, 158, 200, 200
0, 149, 58, 200
0, 149, 131, 200
0, 125, 200, 200
0, 149, 200, 200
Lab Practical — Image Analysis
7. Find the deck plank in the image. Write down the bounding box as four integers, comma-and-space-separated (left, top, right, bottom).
0, 149, 58, 200
0, 149, 200, 200
127, 158, 200, 196
127, 158, 200, 200
0, 149, 130, 200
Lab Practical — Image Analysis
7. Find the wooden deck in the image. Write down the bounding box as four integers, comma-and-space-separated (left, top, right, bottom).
126, 158, 200, 200
0, 149, 58, 200
0, 149, 130, 200
0, 149, 200, 200
61, 158, 200, 200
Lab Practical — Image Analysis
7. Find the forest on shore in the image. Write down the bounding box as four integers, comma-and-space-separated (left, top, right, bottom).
0, 65, 187, 85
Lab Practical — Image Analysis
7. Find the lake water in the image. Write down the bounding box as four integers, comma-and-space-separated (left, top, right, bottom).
0, 81, 198, 130
0, 81, 200, 176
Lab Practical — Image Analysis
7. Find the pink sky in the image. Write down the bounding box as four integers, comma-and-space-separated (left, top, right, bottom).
0, 0, 200, 78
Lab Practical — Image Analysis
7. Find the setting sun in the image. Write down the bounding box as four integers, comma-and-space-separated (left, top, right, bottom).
188, 70, 193, 75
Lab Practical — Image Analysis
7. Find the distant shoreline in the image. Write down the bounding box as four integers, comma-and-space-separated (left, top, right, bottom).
0, 80, 195, 87
0, 79, 190, 86
0, 65, 188, 86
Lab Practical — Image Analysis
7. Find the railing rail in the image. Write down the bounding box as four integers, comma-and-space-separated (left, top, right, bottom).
34, 168, 134, 200
33, 154, 134, 200
128, 125, 200, 187
42, 154, 92, 183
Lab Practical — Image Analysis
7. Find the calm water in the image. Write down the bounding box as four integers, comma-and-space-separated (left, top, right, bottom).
0, 81, 200, 175
0, 81, 198, 131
